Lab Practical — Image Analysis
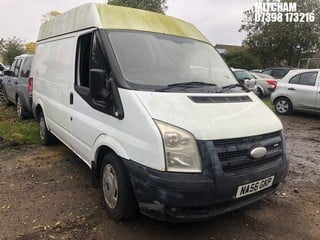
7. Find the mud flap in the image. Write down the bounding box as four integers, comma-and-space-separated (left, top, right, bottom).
91, 161, 100, 188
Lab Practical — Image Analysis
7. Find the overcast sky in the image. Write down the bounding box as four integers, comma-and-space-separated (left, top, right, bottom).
0, 0, 256, 45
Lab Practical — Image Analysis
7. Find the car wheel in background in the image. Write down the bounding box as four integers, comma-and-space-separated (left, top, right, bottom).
257, 88, 264, 98
1, 88, 11, 106
16, 96, 29, 119
274, 97, 292, 114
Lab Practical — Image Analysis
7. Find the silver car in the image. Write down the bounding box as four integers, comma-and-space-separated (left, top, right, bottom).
231, 68, 257, 93
270, 69, 320, 114
1, 54, 33, 118
250, 72, 277, 98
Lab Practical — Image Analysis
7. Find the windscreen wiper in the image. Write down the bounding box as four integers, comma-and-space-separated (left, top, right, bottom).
155, 81, 217, 92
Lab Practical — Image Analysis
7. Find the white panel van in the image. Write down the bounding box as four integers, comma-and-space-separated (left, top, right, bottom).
32, 3, 288, 222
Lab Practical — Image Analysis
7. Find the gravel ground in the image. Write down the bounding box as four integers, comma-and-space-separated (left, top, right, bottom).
0, 113, 319, 240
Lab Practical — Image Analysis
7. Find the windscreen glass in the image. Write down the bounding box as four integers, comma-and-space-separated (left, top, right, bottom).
108, 31, 239, 91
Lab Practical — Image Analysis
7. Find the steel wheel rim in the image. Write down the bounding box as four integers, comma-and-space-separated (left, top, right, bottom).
102, 164, 118, 209
276, 100, 289, 113
39, 117, 46, 140
17, 98, 22, 117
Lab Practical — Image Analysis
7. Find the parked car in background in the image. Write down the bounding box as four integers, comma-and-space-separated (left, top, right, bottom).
250, 69, 263, 73
231, 68, 257, 93
0, 62, 8, 75
1, 54, 33, 118
250, 72, 278, 98
0, 63, 8, 85
270, 69, 320, 114
262, 67, 292, 79
0, 64, 6, 103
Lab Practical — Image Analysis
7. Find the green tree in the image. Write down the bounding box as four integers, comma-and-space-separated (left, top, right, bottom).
240, 0, 320, 67
108, 0, 168, 14
25, 42, 36, 54
0, 37, 25, 65
223, 47, 262, 70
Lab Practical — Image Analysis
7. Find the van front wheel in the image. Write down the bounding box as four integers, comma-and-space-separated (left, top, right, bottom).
100, 153, 137, 220
39, 112, 55, 145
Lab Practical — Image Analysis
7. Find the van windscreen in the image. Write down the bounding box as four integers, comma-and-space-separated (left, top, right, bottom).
108, 31, 238, 91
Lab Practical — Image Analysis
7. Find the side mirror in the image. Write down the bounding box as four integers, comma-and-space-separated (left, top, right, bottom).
238, 77, 250, 86
89, 68, 109, 101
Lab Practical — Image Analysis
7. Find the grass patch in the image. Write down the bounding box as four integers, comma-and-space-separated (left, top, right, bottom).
0, 105, 40, 147
262, 98, 274, 110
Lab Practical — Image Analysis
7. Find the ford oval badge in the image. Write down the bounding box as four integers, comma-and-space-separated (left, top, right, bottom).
250, 147, 267, 159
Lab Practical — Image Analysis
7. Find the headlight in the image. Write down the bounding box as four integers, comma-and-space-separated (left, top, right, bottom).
155, 120, 202, 173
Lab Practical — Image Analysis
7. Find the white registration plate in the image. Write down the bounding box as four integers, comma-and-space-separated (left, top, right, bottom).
236, 176, 275, 199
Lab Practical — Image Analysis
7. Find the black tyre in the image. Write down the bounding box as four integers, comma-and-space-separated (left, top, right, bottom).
1, 88, 11, 106
0, 88, 4, 104
100, 153, 137, 220
257, 88, 264, 98
39, 112, 55, 145
274, 97, 292, 115
16, 96, 29, 119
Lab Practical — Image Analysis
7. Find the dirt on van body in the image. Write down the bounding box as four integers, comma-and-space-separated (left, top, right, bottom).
0, 113, 319, 240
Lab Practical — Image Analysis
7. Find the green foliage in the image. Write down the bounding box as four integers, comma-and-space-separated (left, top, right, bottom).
223, 47, 262, 69
25, 42, 36, 54
108, 0, 168, 13
0, 106, 40, 147
0, 37, 26, 65
240, 0, 320, 67
262, 98, 273, 110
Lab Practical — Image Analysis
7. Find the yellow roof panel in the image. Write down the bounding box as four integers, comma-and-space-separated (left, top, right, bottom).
38, 3, 209, 43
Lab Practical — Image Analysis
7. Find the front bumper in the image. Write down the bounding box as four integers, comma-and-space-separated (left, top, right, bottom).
123, 131, 288, 222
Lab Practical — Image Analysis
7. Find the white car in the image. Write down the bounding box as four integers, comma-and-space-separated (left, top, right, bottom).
270, 69, 320, 114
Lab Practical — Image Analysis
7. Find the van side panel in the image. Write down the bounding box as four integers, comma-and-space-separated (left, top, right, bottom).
33, 36, 76, 147
70, 86, 165, 170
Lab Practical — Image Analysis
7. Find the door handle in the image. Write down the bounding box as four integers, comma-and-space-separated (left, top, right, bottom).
288, 87, 295, 91
70, 93, 73, 105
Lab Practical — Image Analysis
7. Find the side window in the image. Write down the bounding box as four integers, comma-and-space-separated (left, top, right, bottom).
300, 72, 317, 86
289, 72, 317, 86
76, 32, 111, 88
9, 60, 17, 75
91, 34, 108, 70
273, 69, 285, 79
289, 75, 300, 84
262, 69, 272, 75
77, 32, 92, 88
75, 31, 121, 117
20, 57, 33, 78
14, 59, 22, 77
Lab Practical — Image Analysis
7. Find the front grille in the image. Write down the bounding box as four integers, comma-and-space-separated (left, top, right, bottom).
213, 131, 283, 172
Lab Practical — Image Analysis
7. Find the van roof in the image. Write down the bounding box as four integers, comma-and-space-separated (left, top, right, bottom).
38, 3, 209, 43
